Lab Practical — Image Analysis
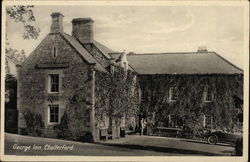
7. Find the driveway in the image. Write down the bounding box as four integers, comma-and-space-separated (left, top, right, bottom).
4, 133, 235, 156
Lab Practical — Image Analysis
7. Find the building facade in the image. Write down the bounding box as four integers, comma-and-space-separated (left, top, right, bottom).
17, 12, 243, 141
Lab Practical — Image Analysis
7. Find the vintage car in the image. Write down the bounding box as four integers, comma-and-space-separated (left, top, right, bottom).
205, 131, 242, 145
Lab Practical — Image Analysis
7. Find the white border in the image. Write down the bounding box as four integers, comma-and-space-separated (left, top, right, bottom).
1, 1, 249, 162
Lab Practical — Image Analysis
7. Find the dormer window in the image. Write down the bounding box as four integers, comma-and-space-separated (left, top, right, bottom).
52, 46, 58, 58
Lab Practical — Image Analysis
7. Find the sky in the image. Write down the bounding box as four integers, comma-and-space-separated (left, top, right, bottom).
6, 4, 247, 69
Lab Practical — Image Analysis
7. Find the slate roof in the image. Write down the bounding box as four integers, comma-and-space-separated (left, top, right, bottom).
93, 41, 115, 59
61, 33, 108, 72
61, 32, 242, 75
125, 52, 243, 75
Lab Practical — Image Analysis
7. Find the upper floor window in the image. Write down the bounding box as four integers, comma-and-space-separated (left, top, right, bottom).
49, 74, 59, 93
52, 46, 58, 58
169, 86, 178, 101
140, 87, 147, 101
49, 104, 59, 124
204, 87, 213, 102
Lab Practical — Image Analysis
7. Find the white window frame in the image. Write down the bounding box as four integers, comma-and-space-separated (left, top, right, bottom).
169, 86, 178, 101
48, 74, 60, 93
203, 115, 213, 128
204, 87, 214, 102
48, 104, 60, 125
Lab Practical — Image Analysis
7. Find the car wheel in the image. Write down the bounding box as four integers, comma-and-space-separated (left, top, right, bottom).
207, 135, 217, 145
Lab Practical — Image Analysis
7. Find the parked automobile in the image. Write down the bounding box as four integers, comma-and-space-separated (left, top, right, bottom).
205, 130, 242, 145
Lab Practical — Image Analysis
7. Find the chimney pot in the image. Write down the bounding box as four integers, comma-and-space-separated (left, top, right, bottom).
71, 18, 94, 44
50, 12, 64, 33
197, 46, 208, 53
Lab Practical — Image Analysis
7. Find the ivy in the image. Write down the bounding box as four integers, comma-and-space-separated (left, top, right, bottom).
95, 66, 139, 125
138, 74, 243, 133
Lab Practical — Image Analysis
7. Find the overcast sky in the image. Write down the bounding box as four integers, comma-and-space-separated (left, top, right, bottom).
6, 5, 247, 68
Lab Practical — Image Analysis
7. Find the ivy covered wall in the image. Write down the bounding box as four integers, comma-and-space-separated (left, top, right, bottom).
138, 74, 243, 133
95, 67, 139, 137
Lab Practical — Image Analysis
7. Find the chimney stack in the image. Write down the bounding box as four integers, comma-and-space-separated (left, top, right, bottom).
197, 46, 208, 53
71, 18, 94, 44
50, 12, 64, 33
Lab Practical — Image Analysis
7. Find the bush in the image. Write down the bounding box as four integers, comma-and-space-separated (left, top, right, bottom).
78, 131, 94, 143
22, 110, 44, 136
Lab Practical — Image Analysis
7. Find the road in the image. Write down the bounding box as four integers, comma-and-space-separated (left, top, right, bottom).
4, 133, 235, 156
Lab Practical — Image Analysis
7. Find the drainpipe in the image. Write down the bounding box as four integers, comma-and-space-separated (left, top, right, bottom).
89, 63, 96, 141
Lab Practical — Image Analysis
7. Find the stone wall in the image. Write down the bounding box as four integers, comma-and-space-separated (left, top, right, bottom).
18, 33, 93, 139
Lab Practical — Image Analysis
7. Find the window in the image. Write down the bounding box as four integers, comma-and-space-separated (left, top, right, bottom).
52, 46, 58, 58
49, 104, 59, 123
204, 87, 213, 102
167, 115, 183, 128
49, 74, 59, 93
140, 87, 146, 101
169, 86, 178, 101
203, 115, 213, 128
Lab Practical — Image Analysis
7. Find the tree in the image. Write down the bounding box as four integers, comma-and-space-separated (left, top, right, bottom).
5, 6, 41, 133
6, 5, 40, 40
5, 5, 40, 72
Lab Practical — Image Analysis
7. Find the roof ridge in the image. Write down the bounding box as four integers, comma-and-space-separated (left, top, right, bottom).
129, 52, 214, 56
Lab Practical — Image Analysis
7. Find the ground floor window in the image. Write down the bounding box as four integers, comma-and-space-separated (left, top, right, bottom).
49, 104, 59, 124
203, 115, 212, 128
167, 115, 183, 128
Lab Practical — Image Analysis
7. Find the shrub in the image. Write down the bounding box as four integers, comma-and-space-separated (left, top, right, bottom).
22, 109, 44, 136
78, 131, 94, 143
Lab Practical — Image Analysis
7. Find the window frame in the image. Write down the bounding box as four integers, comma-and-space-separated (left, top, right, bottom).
52, 46, 58, 58
139, 87, 146, 102
203, 115, 213, 128
48, 104, 60, 124
204, 86, 214, 102
48, 74, 59, 93
169, 86, 178, 101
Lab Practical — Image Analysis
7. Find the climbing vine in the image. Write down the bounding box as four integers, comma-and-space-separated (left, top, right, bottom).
138, 74, 243, 133
95, 66, 139, 125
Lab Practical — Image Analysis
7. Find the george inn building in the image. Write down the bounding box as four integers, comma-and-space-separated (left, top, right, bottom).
16, 12, 243, 141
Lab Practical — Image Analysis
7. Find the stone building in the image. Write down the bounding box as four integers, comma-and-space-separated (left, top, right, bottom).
17, 12, 126, 141
111, 50, 243, 135
17, 12, 243, 141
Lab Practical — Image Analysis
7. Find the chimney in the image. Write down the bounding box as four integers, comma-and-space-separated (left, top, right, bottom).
50, 12, 64, 33
197, 46, 208, 53
71, 18, 94, 44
